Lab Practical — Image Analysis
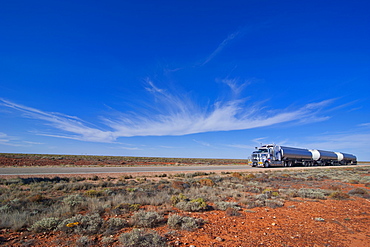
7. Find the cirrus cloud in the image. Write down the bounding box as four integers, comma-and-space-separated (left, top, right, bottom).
0, 81, 333, 142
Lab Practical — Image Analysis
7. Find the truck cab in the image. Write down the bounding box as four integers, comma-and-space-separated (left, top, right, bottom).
250, 145, 274, 167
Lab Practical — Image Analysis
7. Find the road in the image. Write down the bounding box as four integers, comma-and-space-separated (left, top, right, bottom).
0, 165, 253, 176
0, 164, 368, 176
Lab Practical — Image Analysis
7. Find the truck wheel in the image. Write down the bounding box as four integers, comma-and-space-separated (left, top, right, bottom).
264, 161, 270, 168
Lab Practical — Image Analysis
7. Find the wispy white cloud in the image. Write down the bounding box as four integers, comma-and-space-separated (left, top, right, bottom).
104, 81, 332, 137
304, 132, 370, 152
0, 132, 41, 147
252, 137, 268, 145
119, 146, 141, 151
193, 139, 212, 147
358, 122, 370, 127
0, 99, 116, 143
201, 29, 242, 66
226, 144, 255, 149
0, 82, 333, 143
23, 141, 44, 145
0, 132, 11, 144
218, 78, 250, 97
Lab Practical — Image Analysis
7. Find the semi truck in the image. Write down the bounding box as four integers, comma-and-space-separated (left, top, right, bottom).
249, 144, 356, 168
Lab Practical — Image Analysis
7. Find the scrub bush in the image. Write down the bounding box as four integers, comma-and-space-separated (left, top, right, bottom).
63, 194, 85, 208
30, 217, 60, 232
57, 213, 104, 235
348, 188, 370, 198
76, 236, 93, 247
329, 191, 350, 200
118, 229, 166, 247
225, 207, 241, 216
167, 214, 203, 231
105, 217, 127, 231
175, 198, 208, 212
131, 211, 163, 228
265, 199, 284, 208
214, 201, 240, 211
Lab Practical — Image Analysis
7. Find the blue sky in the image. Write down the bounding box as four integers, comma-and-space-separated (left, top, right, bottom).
1, 1, 369, 160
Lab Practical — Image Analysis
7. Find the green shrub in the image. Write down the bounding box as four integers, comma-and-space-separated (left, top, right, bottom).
84, 190, 103, 197
76, 236, 93, 247
106, 217, 126, 230
255, 194, 269, 200
170, 193, 187, 206
175, 198, 208, 212
113, 203, 141, 213
0, 210, 31, 231
118, 229, 166, 247
131, 211, 163, 228
214, 201, 240, 211
30, 217, 60, 232
57, 213, 104, 235
101, 236, 115, 246
167, 214, 203, 231
297, 188, 327, 200
103, 217, 127, 235
63, 194, 85, 208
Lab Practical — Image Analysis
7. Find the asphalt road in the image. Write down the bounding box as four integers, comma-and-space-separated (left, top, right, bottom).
0, 164, 368, 176
0, 165, 253, 176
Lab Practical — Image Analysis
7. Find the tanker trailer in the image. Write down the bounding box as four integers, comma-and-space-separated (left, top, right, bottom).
250, 144, 357, 167
250, 144, 314, 167
311, 150, 357, 166
280, 146, 313, 167
340, 152, 357, 165
315, 150, 338, 166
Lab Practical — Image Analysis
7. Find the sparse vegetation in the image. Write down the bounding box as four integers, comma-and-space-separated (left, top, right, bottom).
29, 217, 60, 232
328, 191, 350, 200
167, 214, 203, 230
118, 229, 167, 247
175, 198, 208, 212
348, 187, 370, 198
0, 158, 369, 246
214, 201, 240, 211
57, 213, 104, 235
131, 211, 164, 228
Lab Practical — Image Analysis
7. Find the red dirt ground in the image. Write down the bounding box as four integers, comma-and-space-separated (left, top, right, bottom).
0, 155, 369, 246
1, 196, 369, 246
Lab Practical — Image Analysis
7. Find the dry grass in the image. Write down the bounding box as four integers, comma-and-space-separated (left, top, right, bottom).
0, 166, 369, 245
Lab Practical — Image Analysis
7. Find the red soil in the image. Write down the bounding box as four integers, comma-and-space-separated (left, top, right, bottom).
1, 197, 369, 246
0, 155, 369, 246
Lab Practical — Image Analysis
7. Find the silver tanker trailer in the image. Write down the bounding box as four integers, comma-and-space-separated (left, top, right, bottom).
249, 144, 356, 168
